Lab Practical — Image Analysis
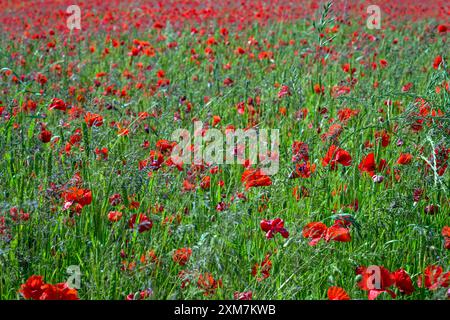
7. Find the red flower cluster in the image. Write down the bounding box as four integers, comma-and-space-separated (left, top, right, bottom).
62, 187, 92, 213
19, 275, 78, 300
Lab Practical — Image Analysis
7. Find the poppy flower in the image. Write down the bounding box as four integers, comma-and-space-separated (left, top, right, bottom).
182, 179, 196, 192
197, 273, 222, 296
337, 108, 359, 123
418, 265, 450, 290
433, 55, 442, 70
402, 82, 413, 92
303, 218, 352, 246
313, 83, 324, 94
109, 193, 122, 206
128, 213, 152, 233
442, 226, 450, 250
48, 98, 67, 111
62, 187, 92, 211
322, 145, 352, 170
397, 153, 412, 165
289, 161, 316, 179
358, 153, 376, 176
358, 153, 388, 178
260, 218, 289, 239
38, 127, 52, 143
327, 286, 350, 300
234, 291, 252, 300
375, 130, 390, 147
84, 112, 103, 127
40, 283, 79, 300
437, 25, 448, 33
356, 266, 396, 300
19, 275, 45, 300
251, 254, 272, 281
241, 169, 272, 189
302, 222, 328, 246
19, 275, 78, 300
278, 85, 291, 98
291, 141, 309, 163
108, 211, 122, 222
325, 224, 351, 243
172, 248, 192, 266
392, 269, 415, 295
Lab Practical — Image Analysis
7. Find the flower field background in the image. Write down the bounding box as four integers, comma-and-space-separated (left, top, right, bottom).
0, 0, 449, 300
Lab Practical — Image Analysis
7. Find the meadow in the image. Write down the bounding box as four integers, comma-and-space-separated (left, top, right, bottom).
0, 0, 448, 300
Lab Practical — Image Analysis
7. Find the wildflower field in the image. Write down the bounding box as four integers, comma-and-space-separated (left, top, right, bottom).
0, 0, 449, 300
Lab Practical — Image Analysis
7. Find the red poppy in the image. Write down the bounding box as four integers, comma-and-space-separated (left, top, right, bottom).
325, 224, 351, 243
84, 112, 103, 127
442, 226, 450, 250
313, 83, 324, 94
302, 222, 327, 246
212, 115, 221, 126
290, 160, 316, 179
327, 286, 350, 300
19, 275, 45, 300
437, 25, 448, 33
322, 145, 352, 170
292, 141, 309, 163
38, 127, 52, 143
375, 130, 390, 147
356, 266, 396, 300
337, 108, 359, 123
172, 248, 192, 266
251, 254, 272, 281
260, 218, 289, 239
62, 187, 92, 211
392, 269, 415, 295
128, 213, 152, 233
418, 265, 450, 290
48, 98, 67, 111
156, 140, 176, 154
234, 291, 252, 300
241, 169, 272, 189
397, 153, 412, 165
401, 82, 413, 92
358, 153, 388, 178
433, 55, 442, 69
182, 179, 196, 192
40, 283, 79, 300
109, 193, 122, 206
108, 211, 122, 222
19, 275, 78, 300
358, 153, 376, 176
200, 176, 211, 190
278, 85, 291, 98
197, 273, 222, 296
